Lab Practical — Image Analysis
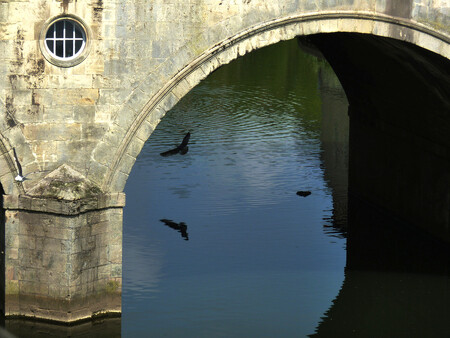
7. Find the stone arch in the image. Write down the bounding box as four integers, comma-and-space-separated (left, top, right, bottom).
99, 12, 450, 192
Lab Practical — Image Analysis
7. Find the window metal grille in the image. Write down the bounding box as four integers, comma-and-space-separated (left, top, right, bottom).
44, 19, 86, 60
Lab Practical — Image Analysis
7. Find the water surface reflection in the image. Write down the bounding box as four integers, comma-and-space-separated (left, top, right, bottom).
123, 40, 348, 337
160, 219, 189, 241
312, 197, 450, 337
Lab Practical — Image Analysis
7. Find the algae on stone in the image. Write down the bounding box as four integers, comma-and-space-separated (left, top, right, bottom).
27, 164, 102, 200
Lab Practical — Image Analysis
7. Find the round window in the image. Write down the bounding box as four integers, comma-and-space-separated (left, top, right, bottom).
45, 19, 86, 60
40, 16, 91, 67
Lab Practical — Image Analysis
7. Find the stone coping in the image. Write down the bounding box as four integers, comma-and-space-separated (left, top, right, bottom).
3, 193, 126, 215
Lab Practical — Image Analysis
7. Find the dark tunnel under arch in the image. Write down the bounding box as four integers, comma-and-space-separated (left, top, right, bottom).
306, 32, 450, 244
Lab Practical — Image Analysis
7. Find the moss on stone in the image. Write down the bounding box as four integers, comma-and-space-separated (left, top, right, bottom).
105, 280, 121, 294
6, 280, 19, 295
417, 18, 450, 34
27, 164, 103, 201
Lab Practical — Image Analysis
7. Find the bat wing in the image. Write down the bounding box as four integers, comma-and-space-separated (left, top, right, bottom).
179, 146, 189, 155
160, 148, 180, 157
179, 132, 190, 149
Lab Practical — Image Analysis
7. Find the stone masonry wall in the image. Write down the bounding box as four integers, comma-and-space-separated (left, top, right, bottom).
4, 198, 122, 322
0, 0, 112, 196
0, 0, 448, 195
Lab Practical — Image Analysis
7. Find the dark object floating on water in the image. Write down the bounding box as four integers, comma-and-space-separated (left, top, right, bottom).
160, 132, 191, 157
160, 219, 189, 241
296, 191, 311, 197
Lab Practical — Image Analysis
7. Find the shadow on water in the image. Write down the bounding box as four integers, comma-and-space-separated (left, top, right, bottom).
160, 219, 189, 241
318, 60, 349, 238
3, 317, 121, 338
311, 197, 450, 337
309, 35, 450, 336
309, 33, 450, 337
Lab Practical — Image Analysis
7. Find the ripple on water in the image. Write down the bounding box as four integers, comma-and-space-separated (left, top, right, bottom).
123, 40, 347, 337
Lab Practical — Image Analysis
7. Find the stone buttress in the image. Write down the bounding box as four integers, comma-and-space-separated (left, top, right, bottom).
3, 164, 124, 322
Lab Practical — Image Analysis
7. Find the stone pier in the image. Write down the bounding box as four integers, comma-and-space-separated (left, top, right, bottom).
2, 165, 124, 322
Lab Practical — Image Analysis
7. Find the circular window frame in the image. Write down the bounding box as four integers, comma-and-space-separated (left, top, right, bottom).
39, 15, 91, 68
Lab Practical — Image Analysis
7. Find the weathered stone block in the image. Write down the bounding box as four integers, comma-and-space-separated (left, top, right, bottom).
23, 123, 83, 142
7, 248, 18, 260
108, 245, 122, 264
97, 264, 111, 280
5, 233, 19, 249
92, 141, 117, 167
109, 171, 128, 193
110, 264, 121, 278
3, 193, 123, 323
18, 248, 43, 268
19, 235, 35, 250
73, 105, 96, 123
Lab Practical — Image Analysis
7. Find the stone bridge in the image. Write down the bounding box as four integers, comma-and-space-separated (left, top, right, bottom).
0, 0, 449, 323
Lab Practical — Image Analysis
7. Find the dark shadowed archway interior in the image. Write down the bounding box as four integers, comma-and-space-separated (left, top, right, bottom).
308, 33, 450, 243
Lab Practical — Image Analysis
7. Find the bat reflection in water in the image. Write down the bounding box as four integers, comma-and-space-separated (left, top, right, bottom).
160, 219, 189, 241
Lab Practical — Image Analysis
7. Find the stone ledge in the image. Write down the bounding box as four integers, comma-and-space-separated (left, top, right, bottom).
5, 292, 121, 324
3, 193, 126, 215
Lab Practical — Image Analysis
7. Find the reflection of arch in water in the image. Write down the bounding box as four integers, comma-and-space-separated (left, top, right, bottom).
318, 64, 349, 235
5, 317, 121, 337
310, 269, 450, 337
310, 198, 450, 337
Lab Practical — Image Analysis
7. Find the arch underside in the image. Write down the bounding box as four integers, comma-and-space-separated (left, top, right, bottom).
103, 12, 449, 193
